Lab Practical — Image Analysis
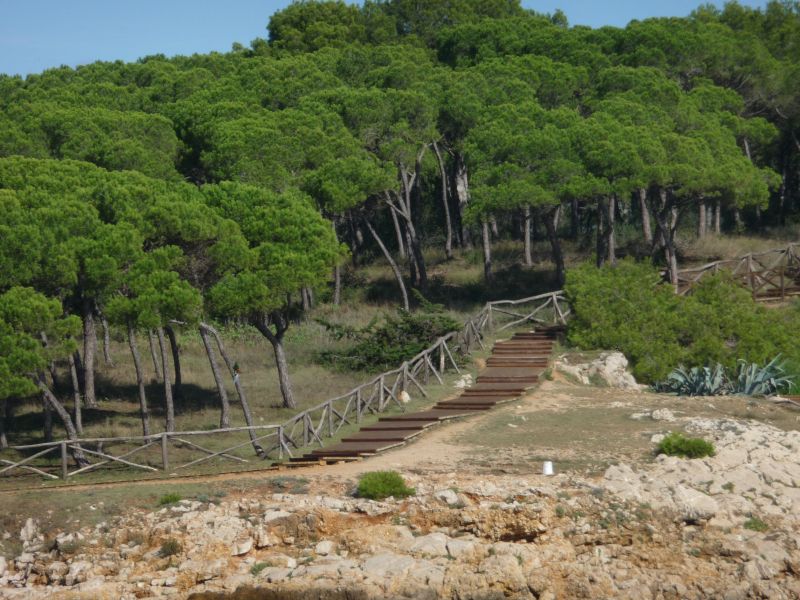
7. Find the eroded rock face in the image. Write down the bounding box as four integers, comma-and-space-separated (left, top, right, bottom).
3, 417, 800, 600
555, 352, 640, 389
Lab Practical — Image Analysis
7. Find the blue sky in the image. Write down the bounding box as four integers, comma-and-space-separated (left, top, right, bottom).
0, 0, 768, 77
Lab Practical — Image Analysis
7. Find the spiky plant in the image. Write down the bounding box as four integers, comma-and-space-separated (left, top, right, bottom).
654, 364, 728, 396
730, 356, 794, 396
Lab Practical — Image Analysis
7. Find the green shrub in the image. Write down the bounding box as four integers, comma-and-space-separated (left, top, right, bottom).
158, 493, 182, 506
317, 294, 459, 372
159, 538, 182, 557
657, 432, 716, 459
730, 356, 794, 396
250, 562, 271, 575
655, 357, 795, 396
743, 516, 768, 532
356, 471, 415, 500
566, 261, 800, 383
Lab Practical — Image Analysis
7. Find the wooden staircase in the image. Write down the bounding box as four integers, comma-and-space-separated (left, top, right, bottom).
283, 326, 561, 467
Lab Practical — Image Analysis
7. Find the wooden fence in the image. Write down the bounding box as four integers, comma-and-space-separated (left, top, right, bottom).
675, 242, 800, 301
0, 291, 568, 482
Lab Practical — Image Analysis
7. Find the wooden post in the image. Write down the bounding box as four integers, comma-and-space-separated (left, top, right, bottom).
379, 376, 385, 411
402, 363, 409, 392
439, 341, 445, 373
278, 426, 285, 460
327, 402, 333, 437
356, 389, 362, 424
161, 433, 169, 471
60, 442, 68, 480
303, 414, 310, 447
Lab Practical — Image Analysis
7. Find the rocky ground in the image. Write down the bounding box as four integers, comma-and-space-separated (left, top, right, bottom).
1, 354, 800, 599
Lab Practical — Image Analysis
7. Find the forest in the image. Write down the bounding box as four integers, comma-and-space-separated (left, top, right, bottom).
1, 0, 799, 458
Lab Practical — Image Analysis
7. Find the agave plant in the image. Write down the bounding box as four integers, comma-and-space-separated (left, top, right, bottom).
730, 355, 794, 396
654, 363, 728, 396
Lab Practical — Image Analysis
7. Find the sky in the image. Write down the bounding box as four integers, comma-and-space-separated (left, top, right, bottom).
0, 0, 769, 77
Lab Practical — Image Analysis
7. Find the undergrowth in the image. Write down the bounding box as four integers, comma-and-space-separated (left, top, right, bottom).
657, 432, 716, 459
356, 471, 416, 500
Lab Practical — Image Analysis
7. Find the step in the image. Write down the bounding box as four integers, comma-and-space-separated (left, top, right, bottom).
476, 376, 539, 384
342, 429, 422, 443
361, 420, 437, 431
433, 404, 492, 411
379, 409, 473, 422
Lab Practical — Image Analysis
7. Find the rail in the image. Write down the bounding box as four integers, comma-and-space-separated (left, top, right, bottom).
0, 290, 568, 481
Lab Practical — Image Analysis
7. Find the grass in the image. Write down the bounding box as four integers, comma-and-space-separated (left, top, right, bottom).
250, 562, 272, 576
157, 492, 182, 506
743, 516, 769, 532
356, 471, 415, 500
159, 538, 182, 557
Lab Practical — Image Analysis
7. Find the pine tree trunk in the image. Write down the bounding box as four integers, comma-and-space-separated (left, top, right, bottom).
164, 325, 182, 401
0, 399, 8, 449
734, 207, 743, 231
432, 141, 453, 259
201, 322, 264, 456
82, 299, 98, 409
523, 206, 533, 267
148, 330, 162, 382
127, 326, 151, 437
42, 396, 53, 442
570, 198, 580, 239
156, 327, 175, 432
389, 207, 406, 259
639, 189, 653, 245
36, 375, 88, 466
714, 199, 722, 234
301, 287, 311, 312
482, 220, 493, 283
596, 199, 607, 267
68, 353, 82, 435
544, 207, 565, 287
454, 153, 472, 248
199, 324, 231, 429
365, 217, 410, 310
256, 316, 296, 410
607, 196, 617, 266
100, 313, 114, 366
332, 219, 342, 305
698, 199, 707, 238
490, 217, 499, 238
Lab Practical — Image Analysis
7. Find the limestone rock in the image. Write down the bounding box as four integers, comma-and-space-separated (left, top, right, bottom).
651, 408, 677, 422
409, 532, 449, 557
231, 537, 253, 556
315, 540, 335, 556
19, 519, 39, 545
672, 485, 719, 522
555, 352, 639, 389
0, 556, 6, 578
434, 489, 460, 505
362, 552, 416, 579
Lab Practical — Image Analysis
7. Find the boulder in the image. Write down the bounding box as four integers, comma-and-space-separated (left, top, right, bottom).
362, 552, 416, 579
19, 519, 39, 544
555, 352, 639, 389
410, 533, 449, 557
433, 489, 460, 505
315, 540, 335, 556
672, 485, 719, 522
231, 537, 253, 556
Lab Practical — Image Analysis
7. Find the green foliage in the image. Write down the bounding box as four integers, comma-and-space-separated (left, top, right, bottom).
657, 433, 716, 459
730, 356, 794, 396
157, 493, 182, 506
743, 516, 768, 532
250, 562, 272, 576
158, 538, 182, 557
356, 471, 415, 500
654, 364, 728, 396
566, 261, 800, 383
317, 302, 459, 371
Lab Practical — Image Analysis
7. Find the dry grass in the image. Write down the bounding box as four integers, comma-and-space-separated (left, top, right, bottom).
679, 227, 800, 264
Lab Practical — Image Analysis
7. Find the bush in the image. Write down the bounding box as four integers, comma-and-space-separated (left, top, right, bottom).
743, 516, 768, 532
654, 357, 794, 396
158, 493, 182, 506
356, 471, 415, 500
565, 261, 800, 383
159, 538, 182, 557
657, 432, 716, 459
317, 295, 460, 372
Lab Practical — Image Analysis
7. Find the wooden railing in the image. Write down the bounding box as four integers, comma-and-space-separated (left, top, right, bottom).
675, 242, 800, 301
0, 291, 568, 482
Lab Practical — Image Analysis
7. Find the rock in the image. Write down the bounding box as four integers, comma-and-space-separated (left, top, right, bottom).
409, 533, 449, 557
446, 538, 476, 559
46, 561, 69, 584
259, 566, 292, 582
434, 489, 460, 505
19, 518, 38, 544
0, 556, 6, 578
556, 352, 639, 389
231, 537, 253, 556
672, 485, 719, 522
178, 558, 227, 582
362, 552, 416, 579
254, 526, 275, 549
65, 560, 92, 586
315, 540, 335, 556
399, 390, 411, 404
263, 510, 292, 523
652, 408, 677, 422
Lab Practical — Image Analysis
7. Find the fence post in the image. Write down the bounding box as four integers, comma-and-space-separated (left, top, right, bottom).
161, 433, 169, 471
60, 442, 68, 480
487, 305, 493, 330
303, 414, 310, 447
439, 341, 445, 373
278, 426, 284, 460
327, 401, 334, 437
356, 389, 362, 424
379, 376, 385, 410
